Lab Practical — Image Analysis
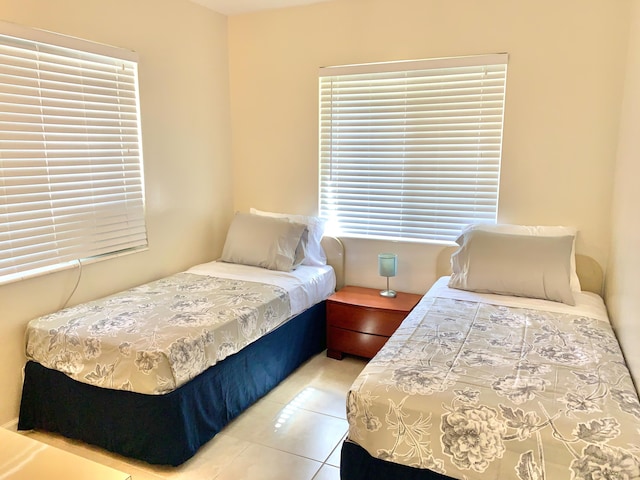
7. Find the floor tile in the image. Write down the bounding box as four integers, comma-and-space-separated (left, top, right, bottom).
325, 435, 345, 467
214, 443, 321, 480
313, 464, 341, 480
152, 433, 251, 479
268, 355, 366, 419
223, 397, 348, 462
271, 383, 349, 419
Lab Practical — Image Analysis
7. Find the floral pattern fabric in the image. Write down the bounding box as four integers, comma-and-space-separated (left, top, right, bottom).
25, 273, 291, 395
346, 295, 640, 480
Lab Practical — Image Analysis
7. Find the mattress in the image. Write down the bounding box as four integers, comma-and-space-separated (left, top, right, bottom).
24, 262, 335, 395
345, 277, 640, 480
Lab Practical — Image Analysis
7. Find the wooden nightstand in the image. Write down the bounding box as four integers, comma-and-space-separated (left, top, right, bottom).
326, 286, 422, 360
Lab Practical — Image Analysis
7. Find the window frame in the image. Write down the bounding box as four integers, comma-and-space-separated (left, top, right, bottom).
0, 21, 147, 285
318, 53, 508, 244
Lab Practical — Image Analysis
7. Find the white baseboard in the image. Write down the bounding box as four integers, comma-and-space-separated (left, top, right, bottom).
1, 418, 19, 431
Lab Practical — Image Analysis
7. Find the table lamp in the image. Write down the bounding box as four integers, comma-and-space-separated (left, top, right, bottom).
378, 253, 397, 298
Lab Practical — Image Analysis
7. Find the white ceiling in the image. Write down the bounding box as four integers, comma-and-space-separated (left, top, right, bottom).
190, 0, 333, 16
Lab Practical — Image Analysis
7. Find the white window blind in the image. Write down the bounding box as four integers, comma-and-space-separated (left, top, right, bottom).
0, 21, 147, 285
319, 54, 508, 243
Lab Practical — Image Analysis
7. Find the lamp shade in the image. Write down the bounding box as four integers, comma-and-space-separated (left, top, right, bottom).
378, 253, 397, 278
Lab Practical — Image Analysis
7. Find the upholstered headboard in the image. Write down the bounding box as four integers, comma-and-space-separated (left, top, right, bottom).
436, 246, 604, 296
321, 236, 345, 291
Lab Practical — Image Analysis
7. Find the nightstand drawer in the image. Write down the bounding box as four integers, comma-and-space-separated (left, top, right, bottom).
327, 302, 405, 336
325, 286, 422, 360
327, 326, 390, 360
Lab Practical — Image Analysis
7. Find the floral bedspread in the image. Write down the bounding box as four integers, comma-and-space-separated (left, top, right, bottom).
346, 295, 640, 480
25, 273, 291, 395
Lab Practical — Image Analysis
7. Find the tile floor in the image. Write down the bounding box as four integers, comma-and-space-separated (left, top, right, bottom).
15, 352, 367, 480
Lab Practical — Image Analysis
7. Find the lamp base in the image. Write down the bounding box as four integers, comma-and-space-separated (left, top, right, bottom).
379, 289, 397, 298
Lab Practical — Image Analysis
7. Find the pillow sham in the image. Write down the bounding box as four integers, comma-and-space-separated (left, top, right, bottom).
460, 223, 581, 292
448, 229, 576, 305
250, 208, 327, 266
221, 213, 307, 272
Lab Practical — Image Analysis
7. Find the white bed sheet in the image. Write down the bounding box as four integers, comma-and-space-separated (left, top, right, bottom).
428, 276, 608, 323
186, 261, 336, 316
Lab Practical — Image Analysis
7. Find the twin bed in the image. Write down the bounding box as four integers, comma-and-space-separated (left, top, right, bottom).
341, 226, 640, 480
18, 211, 345, 466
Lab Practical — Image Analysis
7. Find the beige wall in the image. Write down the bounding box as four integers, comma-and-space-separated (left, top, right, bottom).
229, 0, 629, 294
0, 0, 232, 424
606, 0, 640, 389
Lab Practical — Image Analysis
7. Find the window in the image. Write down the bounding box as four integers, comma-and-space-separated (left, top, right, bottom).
319, 54, 508, 243
0, 21, 147, 285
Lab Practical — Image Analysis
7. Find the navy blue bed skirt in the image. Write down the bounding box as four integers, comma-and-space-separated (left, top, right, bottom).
340, 440, 456, 480
19, 301, 327, 466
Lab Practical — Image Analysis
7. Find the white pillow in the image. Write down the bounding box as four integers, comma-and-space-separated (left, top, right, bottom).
221, 213, 307, 272
250, 208, 327, 266
459, 224, 581, 292
449, 229, 576, 305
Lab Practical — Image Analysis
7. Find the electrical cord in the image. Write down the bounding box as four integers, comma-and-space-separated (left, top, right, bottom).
61, 259, 83, 309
